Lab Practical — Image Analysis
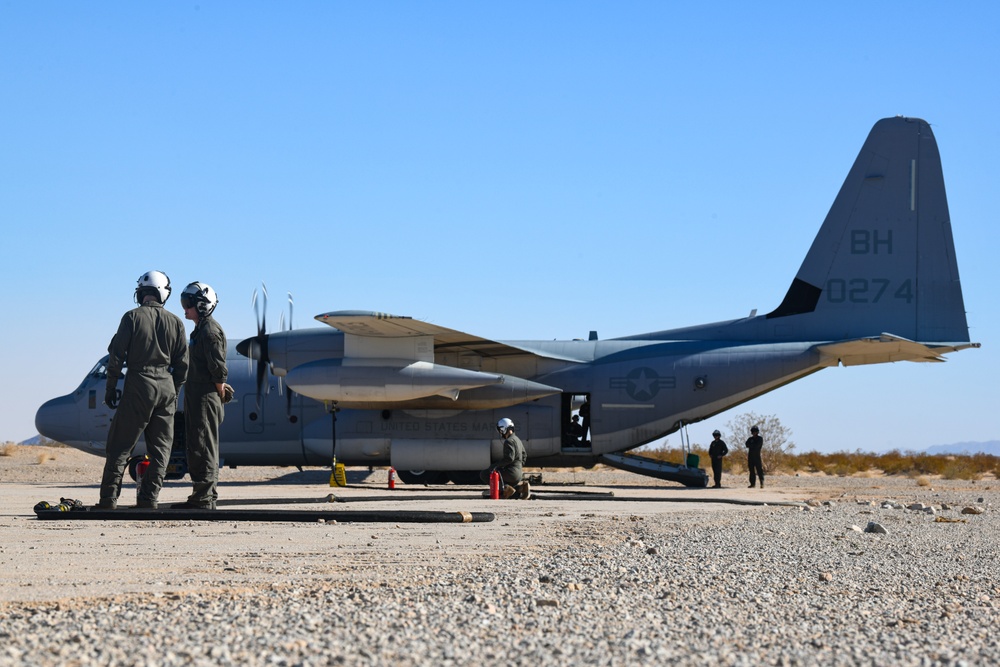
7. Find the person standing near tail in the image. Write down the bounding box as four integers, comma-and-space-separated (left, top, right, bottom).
172, 282, 229, 510
708, 429, 728, 488
746, 425, 764, 488
99, 270, 188, 509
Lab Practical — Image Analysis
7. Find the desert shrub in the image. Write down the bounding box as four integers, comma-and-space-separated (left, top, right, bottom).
633, 438, 999, 479
938, 453, 999, 480
0, 442, 18, 457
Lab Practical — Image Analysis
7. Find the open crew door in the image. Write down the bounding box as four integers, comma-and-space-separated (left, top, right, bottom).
560, 392, 591, 451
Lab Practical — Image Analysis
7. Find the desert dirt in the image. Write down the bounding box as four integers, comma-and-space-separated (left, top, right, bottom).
0, 445, 992, 604
1, 445, 997, 665
0, 445, 808, 604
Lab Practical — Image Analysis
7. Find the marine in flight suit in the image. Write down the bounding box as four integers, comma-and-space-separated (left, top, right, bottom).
99, 271, 188, 509
176, 282, 228, 509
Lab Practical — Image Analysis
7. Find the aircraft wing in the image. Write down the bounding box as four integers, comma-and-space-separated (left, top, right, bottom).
817, 334, 980, 367
272, 310, 569, 407
315, 310, 573, 360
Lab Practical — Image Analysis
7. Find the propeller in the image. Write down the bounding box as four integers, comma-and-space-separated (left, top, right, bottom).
279, 292, 295, 419
251, 284, 269, 411
234, 285, 296, 418
234, 284, 270, 412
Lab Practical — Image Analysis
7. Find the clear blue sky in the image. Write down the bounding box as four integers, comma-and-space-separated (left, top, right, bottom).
2, 2, 996, 453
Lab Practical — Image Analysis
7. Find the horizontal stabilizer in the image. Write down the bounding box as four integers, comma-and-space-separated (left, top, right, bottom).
817, 334, 980, 367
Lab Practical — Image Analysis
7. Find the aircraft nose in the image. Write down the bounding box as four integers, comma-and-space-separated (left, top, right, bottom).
34, 394, 80, 444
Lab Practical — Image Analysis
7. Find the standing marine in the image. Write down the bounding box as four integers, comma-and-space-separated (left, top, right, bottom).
172, 282, 229, 510
480, 417, 530, 499
708, 429, 729, 488
745, 425, 764, 489
99, 270, 188, 509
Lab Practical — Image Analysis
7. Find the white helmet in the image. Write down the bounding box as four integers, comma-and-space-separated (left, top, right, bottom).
135, 270, 172, 304
497, 418, 515, 434
181, 282, 219, 317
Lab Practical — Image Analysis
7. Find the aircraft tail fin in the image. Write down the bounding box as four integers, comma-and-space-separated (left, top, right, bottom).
766, 116, 970, 343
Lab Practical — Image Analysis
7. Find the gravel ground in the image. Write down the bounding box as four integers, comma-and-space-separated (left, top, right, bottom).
1, 447, 997, 666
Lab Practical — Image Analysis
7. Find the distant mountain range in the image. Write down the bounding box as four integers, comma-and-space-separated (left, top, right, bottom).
924, 441, 1000, 456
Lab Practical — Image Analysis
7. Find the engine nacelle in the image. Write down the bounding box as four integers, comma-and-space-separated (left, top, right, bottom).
285, 359, 503, 403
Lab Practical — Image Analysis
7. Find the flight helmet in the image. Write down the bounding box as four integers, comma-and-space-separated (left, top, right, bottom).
712, 430, 721, 437
135, 270, 172, 304
751, 426, 759, 434
181, 282, 219, 317
497, 418, 515, 435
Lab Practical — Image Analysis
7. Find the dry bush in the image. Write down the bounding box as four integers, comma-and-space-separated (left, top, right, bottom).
637, 444, 710, 466
635, 441, 1000, 479
36, 452, 52, 464
0, 442, 18, 457
788, 451, 827, 473
877, 450, 913, 476
784, 450, 879, 476
916, 475, 931, 487
938, 453, 997, 480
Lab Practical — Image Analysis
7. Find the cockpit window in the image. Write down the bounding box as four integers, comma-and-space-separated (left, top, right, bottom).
78, 356, 127, 391
89, 356, 110, 380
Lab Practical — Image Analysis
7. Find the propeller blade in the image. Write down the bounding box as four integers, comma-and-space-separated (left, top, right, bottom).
251, 284, 270, 412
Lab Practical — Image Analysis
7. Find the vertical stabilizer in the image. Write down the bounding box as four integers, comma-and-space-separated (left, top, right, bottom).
766, 117, 969, 343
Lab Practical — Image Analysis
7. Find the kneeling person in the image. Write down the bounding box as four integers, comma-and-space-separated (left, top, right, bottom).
480, 418, 530, 499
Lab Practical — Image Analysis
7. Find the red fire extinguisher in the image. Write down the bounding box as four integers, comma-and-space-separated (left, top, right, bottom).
388, 467, 396, 489
489, 469, 501, 500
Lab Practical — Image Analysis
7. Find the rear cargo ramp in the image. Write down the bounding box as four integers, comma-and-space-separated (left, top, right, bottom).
599, 452, 709, 488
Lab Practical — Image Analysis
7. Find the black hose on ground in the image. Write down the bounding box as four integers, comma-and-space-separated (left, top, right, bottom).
35, 508, 494, 523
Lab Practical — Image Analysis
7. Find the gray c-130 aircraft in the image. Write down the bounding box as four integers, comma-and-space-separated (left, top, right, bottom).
36, 117, 979, 486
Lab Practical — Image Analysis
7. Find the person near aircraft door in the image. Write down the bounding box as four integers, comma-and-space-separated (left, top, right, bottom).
578, 397, 591, 444
480, 417, 530, 499
568, 414, 586, 443
171, 282, 230, 510
746, 425, 764, 488
708, 429, 728, 488
98, 270, 188, 509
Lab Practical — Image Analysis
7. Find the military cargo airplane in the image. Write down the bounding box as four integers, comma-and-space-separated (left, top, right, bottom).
36, 117, 979, 486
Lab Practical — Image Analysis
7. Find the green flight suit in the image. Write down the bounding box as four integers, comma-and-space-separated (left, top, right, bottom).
479, 433, 526, 486
183, 314, 228, 505
101, 301, 188, 505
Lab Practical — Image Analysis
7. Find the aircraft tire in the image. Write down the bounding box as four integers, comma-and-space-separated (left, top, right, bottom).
396, 470, 448, 485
